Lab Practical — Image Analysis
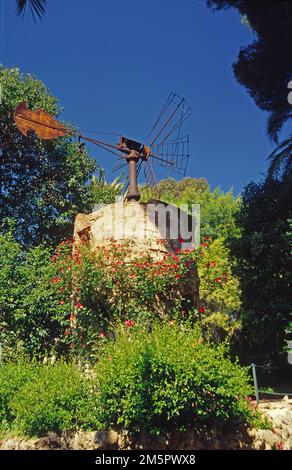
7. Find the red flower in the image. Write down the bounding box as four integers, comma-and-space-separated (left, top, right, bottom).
75, 302, 84, 309
178, 237, 184, 243
211, 261, 216, 267
215, 277, 222, 283
185, 261, 191, 268
60, 300, 64, 305
60, 287, 64, 293
64, 330, 71, 335
198, 306, 206, 314
124, 319, 135, 327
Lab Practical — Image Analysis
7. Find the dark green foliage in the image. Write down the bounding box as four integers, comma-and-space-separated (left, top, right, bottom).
0, 362, 99, 436
229, 179, 292, 365
96, 324, 256, 434
207, 1, 292, 143
0, 361, 41, 426
0, 66, 96, 247
0, 232, 71, 359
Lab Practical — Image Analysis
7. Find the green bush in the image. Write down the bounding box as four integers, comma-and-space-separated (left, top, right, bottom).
0, 362, 99, 436
96, 323, 257, 434
0, 361, 41, 426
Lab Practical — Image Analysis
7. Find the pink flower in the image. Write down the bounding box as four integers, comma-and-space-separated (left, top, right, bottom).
60, 300, 64, 305
99, 332, 106, 338
124, 319, 135, 327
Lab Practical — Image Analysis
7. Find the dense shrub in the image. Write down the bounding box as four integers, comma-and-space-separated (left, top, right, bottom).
0, 361, 41, 426
229, 181, 292, 365
96, 323, 256, 434
0, 362, 99, 436
0, 232, 73, 359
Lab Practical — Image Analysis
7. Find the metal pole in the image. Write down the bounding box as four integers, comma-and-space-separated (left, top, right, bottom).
126, 150, 140, 202
251, 363, 259, 402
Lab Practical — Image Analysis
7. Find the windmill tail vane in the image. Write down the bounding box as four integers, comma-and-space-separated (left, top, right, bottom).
13, 93, 193, 202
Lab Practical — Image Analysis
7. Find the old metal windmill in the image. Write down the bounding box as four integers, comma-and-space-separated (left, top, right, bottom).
14, 92, 193, 201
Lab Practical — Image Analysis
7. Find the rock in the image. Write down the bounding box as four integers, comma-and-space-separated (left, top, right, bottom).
1, 439, 21, 450
253, 430, 281, 450
117, 430, 130, 449
284, 437, 292, 450
105, 430, 119, 446
267, 408, 292, 427
69, 430, 108, 450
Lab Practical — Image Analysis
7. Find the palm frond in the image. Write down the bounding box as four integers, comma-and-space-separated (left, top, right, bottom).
266, 134, 292, 182
266, 108, 292, 144
16, 0, 46, 21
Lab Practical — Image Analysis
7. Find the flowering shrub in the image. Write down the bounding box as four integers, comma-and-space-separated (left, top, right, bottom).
49, 238, 200, 361
95, 323, 259, 434
0, 229, 241, 359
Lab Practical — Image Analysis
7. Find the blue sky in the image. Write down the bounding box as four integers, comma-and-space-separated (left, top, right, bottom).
0, 0, 276, 194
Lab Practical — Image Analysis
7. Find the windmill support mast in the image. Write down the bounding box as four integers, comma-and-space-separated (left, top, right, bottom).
126, 150, 140, 201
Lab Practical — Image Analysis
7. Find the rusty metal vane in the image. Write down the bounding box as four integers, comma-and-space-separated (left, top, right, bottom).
14, 102, 69, 140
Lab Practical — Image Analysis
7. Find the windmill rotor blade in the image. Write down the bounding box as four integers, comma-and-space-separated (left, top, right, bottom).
112, 161, 128, 173
143, 159, 160, 199
146, 92, 175, 142
14, 101, 69, 140
151, 135, 190, 176
157, 107, 193, 146
147, 93, 193, 151
144, 159, 158, 192
149, 95, 184, 147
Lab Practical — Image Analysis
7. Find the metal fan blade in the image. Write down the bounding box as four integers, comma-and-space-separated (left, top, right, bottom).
143, 159, 160, 198
151, 135, 190, 176
14, 102, 69, 139
147, 93, 193, 149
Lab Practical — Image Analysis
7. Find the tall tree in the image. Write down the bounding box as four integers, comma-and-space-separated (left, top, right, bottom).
0, 66, 96, 247
207, 1, 292, 143
229, 178, 292, 365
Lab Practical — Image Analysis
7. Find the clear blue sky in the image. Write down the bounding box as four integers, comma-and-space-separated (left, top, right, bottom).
0, 0, 275, 194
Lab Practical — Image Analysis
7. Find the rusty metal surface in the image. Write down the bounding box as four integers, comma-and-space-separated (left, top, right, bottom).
14, 102, 68, 140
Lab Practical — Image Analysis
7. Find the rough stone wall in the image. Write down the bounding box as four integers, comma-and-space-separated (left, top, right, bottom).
73, 200, 197, 260
1, 398, 291, 450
